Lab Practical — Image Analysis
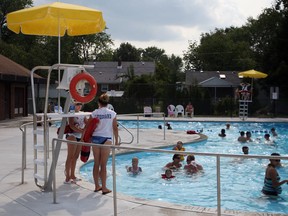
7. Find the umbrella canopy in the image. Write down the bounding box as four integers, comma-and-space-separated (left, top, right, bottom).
238, 69, 268, 79
6, 2, 106, 36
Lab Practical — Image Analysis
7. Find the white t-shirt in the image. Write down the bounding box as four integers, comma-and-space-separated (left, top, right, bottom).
69, 111, 86, 138
91, 107, 117, 138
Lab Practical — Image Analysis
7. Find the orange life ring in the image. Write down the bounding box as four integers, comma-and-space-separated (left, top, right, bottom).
69, 71, 97, 103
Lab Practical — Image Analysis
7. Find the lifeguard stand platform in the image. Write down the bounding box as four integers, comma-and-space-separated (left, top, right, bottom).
30, 63, 94, 191
238, 82, 252, 121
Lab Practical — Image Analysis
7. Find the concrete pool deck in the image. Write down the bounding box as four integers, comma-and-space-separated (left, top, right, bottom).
1, 115, 288, 216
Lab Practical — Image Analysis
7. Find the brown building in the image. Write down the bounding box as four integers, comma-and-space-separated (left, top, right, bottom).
0, 54, 43, 120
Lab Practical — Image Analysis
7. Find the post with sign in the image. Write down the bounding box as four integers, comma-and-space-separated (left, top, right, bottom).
270, 87, 279, 117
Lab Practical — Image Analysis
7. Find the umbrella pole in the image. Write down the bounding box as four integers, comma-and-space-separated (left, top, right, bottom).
57, 23, 61, 111
251, 78, 253, 101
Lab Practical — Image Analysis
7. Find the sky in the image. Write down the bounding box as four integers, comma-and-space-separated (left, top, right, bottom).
33, 0, 274, 56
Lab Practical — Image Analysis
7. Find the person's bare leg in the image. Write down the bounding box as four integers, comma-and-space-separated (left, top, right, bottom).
92, 146, 101, 191
100, 142, 111, 193
65, 136, 77, 182
70, 144, 81, 180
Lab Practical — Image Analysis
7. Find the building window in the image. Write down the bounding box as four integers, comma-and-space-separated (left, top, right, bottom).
101, 84, 109, 92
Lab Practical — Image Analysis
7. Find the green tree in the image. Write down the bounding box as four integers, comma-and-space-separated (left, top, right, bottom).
113, 42, 141, 61
184, 27, 256, 71
142, 46, 165, 62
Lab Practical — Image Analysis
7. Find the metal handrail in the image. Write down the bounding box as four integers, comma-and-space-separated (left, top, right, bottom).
118, 112, 167, 143
51, 138, 288, 216
117, 122, 134, 144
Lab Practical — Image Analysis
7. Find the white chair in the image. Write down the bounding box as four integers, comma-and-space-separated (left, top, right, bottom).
175, 105, 184, 117
143, 106, 152, 117
107, 104, 114, 111
167, 104, 175, 117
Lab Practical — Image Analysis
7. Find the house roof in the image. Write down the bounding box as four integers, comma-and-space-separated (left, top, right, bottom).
199, 77, 235, 87
85, 61, 155, 84
0, 54, 42, 79
185, 70, 241, 87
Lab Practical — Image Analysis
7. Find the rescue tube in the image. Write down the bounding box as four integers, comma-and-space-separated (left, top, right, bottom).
83, 118, 99, 143
69, 71, 97, 103
187, 130, 198, 134
81, 118, 99, 163
80, 146, 91, 163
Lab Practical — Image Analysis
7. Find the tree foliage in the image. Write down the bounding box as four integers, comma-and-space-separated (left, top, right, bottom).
183, 0, 288, 98
0, 0, 114, 72
113, 42, 141, 61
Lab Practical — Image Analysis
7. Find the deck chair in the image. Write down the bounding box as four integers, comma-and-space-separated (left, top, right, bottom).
143, 106, 152, 117
175, 105, 184, 117
107, 104, 114, 111
167, 104, 176, 117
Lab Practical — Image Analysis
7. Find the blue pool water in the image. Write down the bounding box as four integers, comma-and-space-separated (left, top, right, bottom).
80, 121, 288, 214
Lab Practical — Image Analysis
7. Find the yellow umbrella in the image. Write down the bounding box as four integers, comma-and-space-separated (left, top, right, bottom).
6, 2, 106, 36
238, 69, 268, 79
6, 2, 106, 111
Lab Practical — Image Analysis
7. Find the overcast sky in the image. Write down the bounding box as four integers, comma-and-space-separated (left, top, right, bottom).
34, 0, 274, 56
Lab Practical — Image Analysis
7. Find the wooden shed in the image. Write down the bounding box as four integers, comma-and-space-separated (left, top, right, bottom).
0, 54, 43, 120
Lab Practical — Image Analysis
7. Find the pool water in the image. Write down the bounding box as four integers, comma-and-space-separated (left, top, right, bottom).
80, 121, 288, 214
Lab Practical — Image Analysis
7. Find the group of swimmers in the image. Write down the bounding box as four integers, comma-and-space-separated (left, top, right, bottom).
126, 141, 203, 179
220, 124, 288, 196
218, 124, 278, 145
126, 125, 287, 196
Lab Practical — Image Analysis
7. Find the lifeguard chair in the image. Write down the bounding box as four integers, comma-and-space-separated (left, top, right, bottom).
237, 82, 252, 120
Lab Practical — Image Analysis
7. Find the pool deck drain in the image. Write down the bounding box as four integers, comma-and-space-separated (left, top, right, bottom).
0, 115, 288, 216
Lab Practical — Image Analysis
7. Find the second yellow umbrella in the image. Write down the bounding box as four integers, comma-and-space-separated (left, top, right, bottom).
238, 69, 268, 79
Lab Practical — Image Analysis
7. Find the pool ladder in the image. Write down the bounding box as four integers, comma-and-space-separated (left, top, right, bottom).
32, 114, 51, 190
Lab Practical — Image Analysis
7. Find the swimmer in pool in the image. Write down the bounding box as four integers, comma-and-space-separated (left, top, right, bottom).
242, 146, 249, 155
218, 129, 226, 137
161, 169, 175, 179
262, 153, 288, 196
164, 154, 182, 170
126, 157, 142, 175
264, 133, 275, 144
172, 141, 185, 161
246, 131, 253, 142
184, 154, 203, 174
271, 128, 278, 137
237, 131, 247, 143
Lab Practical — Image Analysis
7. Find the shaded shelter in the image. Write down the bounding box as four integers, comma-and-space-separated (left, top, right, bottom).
0, 54, 44, 120
199, 77, 238, 101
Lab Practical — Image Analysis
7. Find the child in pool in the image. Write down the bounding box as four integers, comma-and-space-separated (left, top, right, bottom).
172, 141, 185, 161
161, 169, 175, 179
126, 157, 142, 175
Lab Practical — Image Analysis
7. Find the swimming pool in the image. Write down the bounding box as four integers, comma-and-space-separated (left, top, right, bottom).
80, 121, 288, 214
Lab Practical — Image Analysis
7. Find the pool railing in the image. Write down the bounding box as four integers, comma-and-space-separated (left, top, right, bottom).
117, 112, 168, 143
50, 138, 288, 216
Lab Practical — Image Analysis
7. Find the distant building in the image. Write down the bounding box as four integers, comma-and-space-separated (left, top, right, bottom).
185, 70, 241, 101
85, 61, 155, 95
0, 54, 43, 120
